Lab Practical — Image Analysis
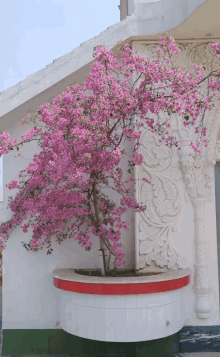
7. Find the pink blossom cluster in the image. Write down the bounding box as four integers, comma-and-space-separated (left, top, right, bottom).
0, 35, 220, 269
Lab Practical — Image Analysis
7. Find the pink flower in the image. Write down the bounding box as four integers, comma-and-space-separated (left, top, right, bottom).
6, 180, 20, 190
0, 35, 219, 271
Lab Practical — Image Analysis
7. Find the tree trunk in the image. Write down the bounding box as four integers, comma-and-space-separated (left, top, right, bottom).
99, 237, 107, 276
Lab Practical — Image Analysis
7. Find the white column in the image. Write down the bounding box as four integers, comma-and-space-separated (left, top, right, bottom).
180, 155, 214, 319
192, 199, 212, 318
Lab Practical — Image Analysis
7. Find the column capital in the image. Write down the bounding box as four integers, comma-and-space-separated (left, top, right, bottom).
180, 160, 214, 202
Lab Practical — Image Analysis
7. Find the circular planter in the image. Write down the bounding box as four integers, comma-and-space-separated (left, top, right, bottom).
52, 268, 191, 342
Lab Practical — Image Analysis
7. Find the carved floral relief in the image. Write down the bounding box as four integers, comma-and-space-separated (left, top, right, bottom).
132, 41, 219, 272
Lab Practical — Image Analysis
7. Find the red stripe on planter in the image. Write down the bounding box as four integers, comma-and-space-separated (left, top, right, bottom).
53, 275, 190, 295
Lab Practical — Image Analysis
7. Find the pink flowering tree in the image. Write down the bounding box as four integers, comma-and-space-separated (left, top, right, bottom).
0, 35, 220, 275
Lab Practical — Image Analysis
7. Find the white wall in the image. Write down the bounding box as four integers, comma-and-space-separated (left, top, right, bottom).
1, 115, 135, 329
128, 0, 161, 16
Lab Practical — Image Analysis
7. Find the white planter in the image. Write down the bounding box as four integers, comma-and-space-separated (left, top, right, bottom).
52, 268, 191, 342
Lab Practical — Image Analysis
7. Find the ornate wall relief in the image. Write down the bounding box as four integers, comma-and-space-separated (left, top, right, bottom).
132, 40, 220, 318
135, 125, 190, 271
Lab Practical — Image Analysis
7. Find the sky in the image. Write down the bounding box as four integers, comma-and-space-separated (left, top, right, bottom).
0, 0, 120, 93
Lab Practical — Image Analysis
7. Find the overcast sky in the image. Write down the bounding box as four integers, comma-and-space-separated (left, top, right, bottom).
1, 0, 120, 93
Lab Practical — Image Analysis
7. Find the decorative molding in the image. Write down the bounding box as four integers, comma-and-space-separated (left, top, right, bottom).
132, 41, 220, 74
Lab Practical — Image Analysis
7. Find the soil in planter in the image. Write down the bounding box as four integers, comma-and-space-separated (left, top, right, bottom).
74, 269, 163, 277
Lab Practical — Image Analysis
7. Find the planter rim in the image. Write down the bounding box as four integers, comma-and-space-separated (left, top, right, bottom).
53, 268, 191, 294
52, 268, 191, 284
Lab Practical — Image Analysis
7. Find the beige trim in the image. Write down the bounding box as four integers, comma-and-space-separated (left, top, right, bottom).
119, 0, 128, 21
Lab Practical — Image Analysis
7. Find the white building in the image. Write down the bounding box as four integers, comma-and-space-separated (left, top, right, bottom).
0, 0, 220, 355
